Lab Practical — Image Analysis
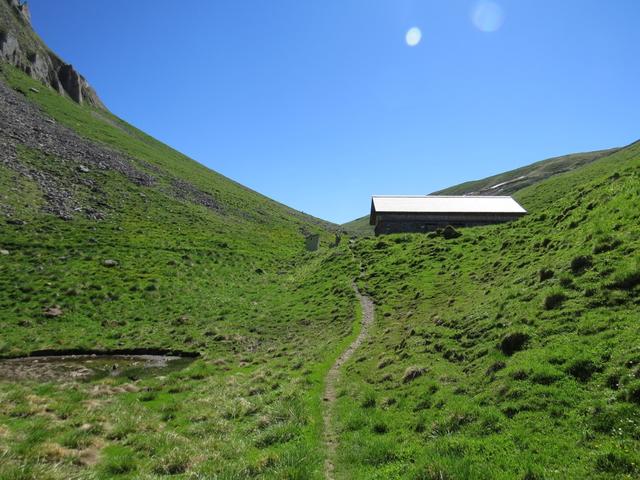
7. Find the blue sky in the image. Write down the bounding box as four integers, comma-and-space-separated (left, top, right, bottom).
30, 1, 640, 223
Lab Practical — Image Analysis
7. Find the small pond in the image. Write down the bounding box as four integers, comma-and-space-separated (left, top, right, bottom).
0, 354, 196, 382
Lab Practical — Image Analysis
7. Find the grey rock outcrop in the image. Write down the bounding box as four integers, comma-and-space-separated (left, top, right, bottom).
8, 0, 29, 25
0, 30, 19, 59
0, 0, 105, 109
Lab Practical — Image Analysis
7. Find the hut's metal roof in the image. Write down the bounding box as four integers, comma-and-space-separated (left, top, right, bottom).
369, 195, 527, 224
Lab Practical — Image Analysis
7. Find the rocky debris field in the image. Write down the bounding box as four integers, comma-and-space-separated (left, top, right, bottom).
0, 79, 155, 220
0, 77, 227, 221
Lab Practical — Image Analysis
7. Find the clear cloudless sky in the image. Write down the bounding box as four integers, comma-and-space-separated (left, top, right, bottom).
28, 0, 640, 223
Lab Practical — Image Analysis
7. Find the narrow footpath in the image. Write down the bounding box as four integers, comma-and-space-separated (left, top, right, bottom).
323, 282, 375, 480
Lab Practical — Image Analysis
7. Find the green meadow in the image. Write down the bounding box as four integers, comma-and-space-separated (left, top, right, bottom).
334, 142, 640, 479
0, 66, 360, 479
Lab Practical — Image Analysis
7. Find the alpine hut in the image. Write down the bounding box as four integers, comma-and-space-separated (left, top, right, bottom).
369, 195, 527, 236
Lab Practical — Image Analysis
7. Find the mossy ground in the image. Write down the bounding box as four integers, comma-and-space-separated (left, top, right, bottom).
334, 142, 640, 479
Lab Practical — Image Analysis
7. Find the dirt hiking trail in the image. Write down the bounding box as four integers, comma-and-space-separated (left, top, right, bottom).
323, 283, 375, 479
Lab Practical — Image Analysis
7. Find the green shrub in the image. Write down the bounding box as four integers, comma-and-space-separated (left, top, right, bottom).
543, 290, 566, 310
412, 465, 456, 480
500, 332, 530, 356
625, 380, 640, 404
413, 391, 434, 411
570, 255, 593, 274
608, 266, 640, 290
530, 364, 563, 385
431, 412, 476, 436
566, 358, 600, 382
590, 403, 640, 435
138, 390, 156, 402
343, 411, 367, 432
538, 268, 554, 282
346, 437, 398, 466
509, 369, 528, 380
558, 274, 574, 288
593, 237, 622, 254
372, 421, 388, 434
594, 451, 636, 474
360, 390, 376, 408
522, 467, 546, 480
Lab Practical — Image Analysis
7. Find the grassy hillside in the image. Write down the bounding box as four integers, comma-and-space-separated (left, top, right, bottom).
335, 141, 640, 478
342, 147, 621, 236
2, 13, 639, 479
0, 64, 363, 478
342, 213, 375, 237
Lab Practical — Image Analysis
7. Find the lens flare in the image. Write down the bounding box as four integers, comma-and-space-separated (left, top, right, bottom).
405, 27, 422, 47
471, 1, 504, 33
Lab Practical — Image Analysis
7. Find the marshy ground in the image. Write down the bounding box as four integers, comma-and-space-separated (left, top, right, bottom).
0, 354, 196, 382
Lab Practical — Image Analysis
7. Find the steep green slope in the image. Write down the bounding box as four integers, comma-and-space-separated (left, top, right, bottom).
0, 63, 361, 478
335, 141, 640, 478
343, 146, 621, 236
0, 64, 342, 353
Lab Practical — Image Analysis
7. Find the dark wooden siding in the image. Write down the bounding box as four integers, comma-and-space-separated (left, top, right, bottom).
373, 212, 525, 235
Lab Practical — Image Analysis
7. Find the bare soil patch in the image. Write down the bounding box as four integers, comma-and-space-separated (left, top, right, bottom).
0, 354, 195, 382
323, 283, 375, 479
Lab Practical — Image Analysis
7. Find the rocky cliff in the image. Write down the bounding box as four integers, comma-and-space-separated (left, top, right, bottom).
0, 0, 105, 108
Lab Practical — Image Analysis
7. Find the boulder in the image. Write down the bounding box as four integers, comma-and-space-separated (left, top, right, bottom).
0, 32, 20, 60
57, 64, 83, 104
441, 225, 462, 239
43, 305, 63, 317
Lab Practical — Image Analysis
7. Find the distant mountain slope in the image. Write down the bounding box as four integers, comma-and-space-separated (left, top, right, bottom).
343, 146, 622, 236
434, 148, 619, 196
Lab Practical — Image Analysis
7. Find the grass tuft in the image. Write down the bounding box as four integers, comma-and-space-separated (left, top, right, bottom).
402, 366, 426, 383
